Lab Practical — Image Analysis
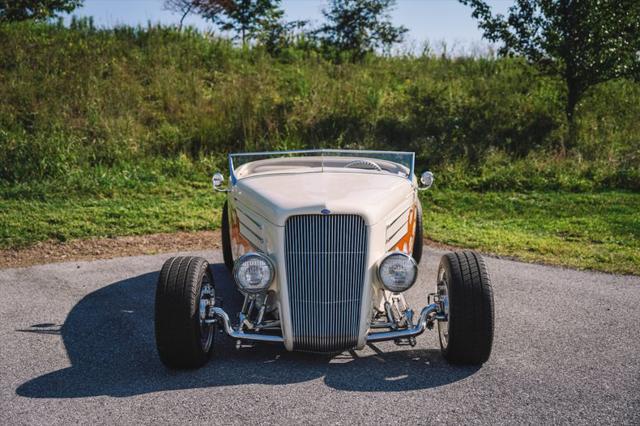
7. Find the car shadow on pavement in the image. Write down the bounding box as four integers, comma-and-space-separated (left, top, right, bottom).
16, 263, 479, 398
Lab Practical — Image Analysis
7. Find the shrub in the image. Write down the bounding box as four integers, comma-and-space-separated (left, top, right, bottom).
0, 22, 638, 192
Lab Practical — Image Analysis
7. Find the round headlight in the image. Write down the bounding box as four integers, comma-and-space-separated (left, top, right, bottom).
378, 252, 418, 292
233, 252, 274, 294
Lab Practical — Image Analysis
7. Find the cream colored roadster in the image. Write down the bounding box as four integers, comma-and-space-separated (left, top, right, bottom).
154, 150, 494, 368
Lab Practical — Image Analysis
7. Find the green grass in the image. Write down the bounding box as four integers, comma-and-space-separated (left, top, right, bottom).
422, 190, 640, 275
0, 22, 638, 274
1, 177, 638, 275
0, 176, 224, 248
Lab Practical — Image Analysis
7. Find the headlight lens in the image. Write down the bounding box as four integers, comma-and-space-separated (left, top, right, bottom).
233, 252, 274, 294
378, 252, 418, 292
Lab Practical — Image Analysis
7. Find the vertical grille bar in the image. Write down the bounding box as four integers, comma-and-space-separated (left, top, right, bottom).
284, 214, 367, 352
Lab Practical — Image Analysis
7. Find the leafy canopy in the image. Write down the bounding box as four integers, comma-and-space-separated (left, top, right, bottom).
0, 0, 83, 22
194, 0, 285, 45
317, 0, 407, 60
460, 0, 640, 114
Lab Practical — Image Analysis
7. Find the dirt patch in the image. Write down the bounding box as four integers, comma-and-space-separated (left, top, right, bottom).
0, 231, 222, 269
422, 238, 458, 252
1, 231, 456, 270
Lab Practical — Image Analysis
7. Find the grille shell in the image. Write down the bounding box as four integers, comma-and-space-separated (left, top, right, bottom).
284, 214, 368, 352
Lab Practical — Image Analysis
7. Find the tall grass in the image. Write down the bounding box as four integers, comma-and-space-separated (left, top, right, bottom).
1, 21, 639, 194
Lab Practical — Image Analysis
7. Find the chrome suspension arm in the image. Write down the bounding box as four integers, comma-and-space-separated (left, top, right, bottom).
209, 307, 284, 343
366, 303, 440, 343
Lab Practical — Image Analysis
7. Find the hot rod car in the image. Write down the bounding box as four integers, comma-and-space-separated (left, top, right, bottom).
154, 150, 494, 368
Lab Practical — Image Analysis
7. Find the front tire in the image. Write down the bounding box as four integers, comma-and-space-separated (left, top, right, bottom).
221, 200, 234, 271
437, 251, 494, 365
155, 256, 216, 369
412, 200, 424, 264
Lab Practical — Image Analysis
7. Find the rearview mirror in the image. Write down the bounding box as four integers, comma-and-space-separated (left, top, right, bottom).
419, 171, 434, 190
212, 172, 227, 192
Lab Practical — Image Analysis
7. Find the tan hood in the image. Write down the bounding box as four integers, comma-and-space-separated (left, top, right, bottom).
232, 171, 415, 226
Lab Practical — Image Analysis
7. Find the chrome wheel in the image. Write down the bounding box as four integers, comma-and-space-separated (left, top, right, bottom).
198, 277, 215, 352
437, 266, 450, 349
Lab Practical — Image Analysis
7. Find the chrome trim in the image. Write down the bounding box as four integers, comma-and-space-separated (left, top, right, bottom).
210, 303, 440, 346
437, 265, 450, 349
418, 171, 434, 190
385, 222, 408, 245
234, 201, 266, 250
198, 277, 215, 351
387, 206, 410, 231
285, 214, 367, 352
231, 148, 415, 157
228, 149, 416, 185
236, 207, 263, 230
238, 220, 264, 247
212, 172, 228, 192
344, 159, 383, 171
210, 307, 284, 343
367, 303, 439, 342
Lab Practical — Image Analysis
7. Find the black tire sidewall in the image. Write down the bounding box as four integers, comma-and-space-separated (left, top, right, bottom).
437, 251, 494, 365
412, 200, 424, 264
155, 256, 216, 369
221, 200, 234, 271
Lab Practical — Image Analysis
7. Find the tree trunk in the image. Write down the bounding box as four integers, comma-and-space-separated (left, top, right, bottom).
178, 5, 192, 31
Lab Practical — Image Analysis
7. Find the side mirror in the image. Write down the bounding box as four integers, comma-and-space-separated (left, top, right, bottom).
212, 172, 228, 192
419, 171, 434, 190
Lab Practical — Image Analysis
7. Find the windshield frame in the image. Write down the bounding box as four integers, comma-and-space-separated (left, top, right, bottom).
228, 149, 415, 184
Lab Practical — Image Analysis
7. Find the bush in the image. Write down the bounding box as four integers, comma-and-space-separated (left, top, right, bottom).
0, 21, 638, 192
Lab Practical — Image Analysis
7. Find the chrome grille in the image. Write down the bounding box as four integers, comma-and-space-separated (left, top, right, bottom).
284, 214, 367, 352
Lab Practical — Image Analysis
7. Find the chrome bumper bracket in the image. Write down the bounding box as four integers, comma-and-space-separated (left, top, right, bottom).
208, 303, 443, 347
366, 303, 440, 343
210, 307, 284, 343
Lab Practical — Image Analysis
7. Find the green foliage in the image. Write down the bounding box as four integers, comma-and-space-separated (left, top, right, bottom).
422, 190, 640, 275
316, 0, 407, 61
0, 0, 82, 22
194, 0, 286, 46
459, 0, 640, 151
2, 179, 638, 275
0, 22, 638, 191
0, 23, 638, 273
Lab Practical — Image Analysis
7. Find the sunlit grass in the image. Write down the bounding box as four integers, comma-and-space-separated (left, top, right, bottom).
2, 179, 638, 275
422, 190, 640, 275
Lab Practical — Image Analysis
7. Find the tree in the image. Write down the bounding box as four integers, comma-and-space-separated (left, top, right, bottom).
0, 0, 83, 23
163, 0, 195, 31
316, 0, 407, 61
256, 18, 306, 55
459, 0, 640, 152
195, 0, 285, 47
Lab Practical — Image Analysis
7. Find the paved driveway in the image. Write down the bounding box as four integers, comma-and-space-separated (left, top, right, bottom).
1, 249, 639, 424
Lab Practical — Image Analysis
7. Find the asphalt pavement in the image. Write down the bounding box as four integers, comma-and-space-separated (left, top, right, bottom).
1, 248, 639, 425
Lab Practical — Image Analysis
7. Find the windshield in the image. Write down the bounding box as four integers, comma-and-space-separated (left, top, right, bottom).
229, 149, 415, 183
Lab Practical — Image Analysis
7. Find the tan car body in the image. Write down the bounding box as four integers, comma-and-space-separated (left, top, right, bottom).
226, 156, 419, 350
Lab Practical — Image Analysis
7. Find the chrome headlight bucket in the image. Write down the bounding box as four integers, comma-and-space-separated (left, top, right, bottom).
377, 252, 418, 292
233, 252, 274, 294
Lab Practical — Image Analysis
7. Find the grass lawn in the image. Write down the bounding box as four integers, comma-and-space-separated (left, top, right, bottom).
0, 179, 224, 248
422, 190, 640, 275
1, 180, 638, 275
